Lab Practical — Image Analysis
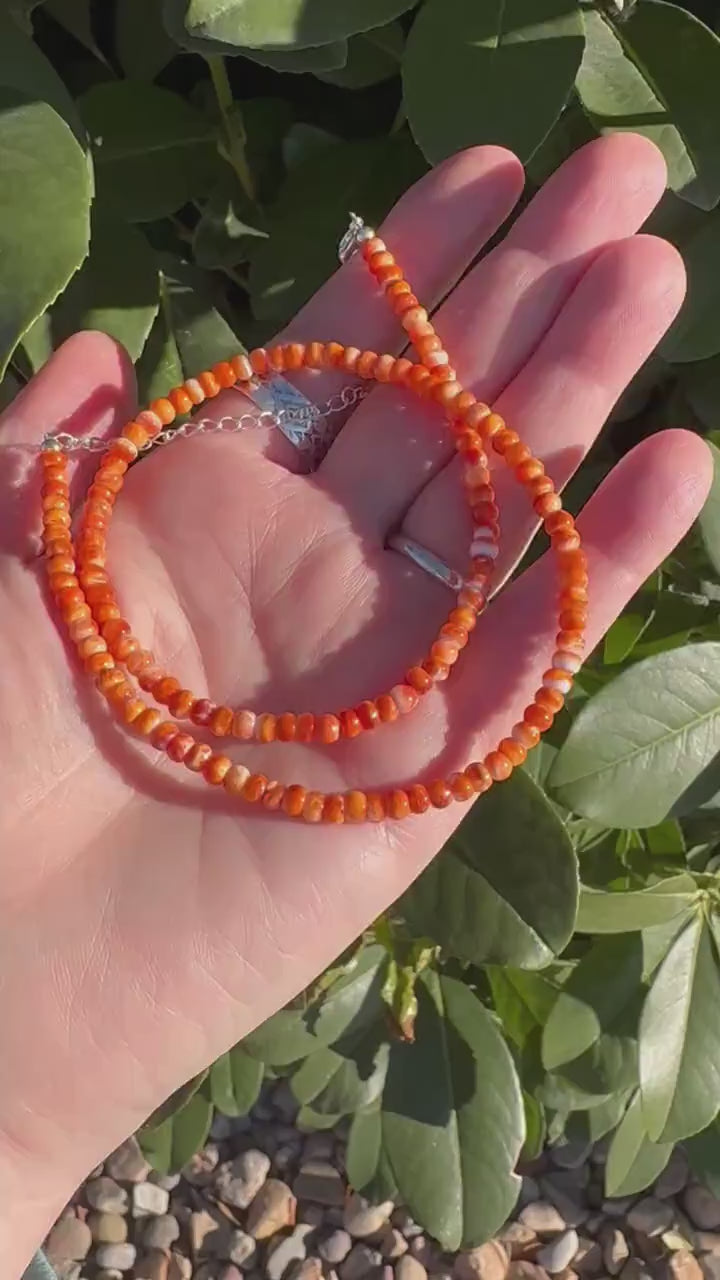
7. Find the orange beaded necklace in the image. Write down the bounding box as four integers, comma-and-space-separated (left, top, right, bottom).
41, 221, 587, 824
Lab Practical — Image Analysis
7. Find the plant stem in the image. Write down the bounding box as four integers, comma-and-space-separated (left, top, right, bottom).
207, 54, 256, 202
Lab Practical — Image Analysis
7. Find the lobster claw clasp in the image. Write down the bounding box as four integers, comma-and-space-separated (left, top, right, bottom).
338, 212, 375, 264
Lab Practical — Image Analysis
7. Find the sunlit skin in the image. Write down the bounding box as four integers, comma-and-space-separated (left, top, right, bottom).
0, 134, 711, 1275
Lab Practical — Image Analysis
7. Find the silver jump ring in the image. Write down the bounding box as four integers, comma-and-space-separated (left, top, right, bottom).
387, 534, 465, 593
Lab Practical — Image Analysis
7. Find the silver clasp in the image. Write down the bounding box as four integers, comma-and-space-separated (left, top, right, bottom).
338, 212, 374, 264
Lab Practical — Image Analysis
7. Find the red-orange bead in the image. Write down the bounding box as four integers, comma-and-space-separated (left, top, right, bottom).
122, 421, 150, 450
212, 360, 236, 388
154, 675, 181, 704
376, 694, 399, 723
185, 742, 213, 772
466, 762, 492, 793
170, 387, 193, 415
166, 733, 195, 763
210, 706, 234, 737
243, 773, 269, 802
199, 371, 220, 398
263, 782, 286, 811
296, 713, 315, 743
231, 354, 254, 383
408, 784, 431, 814
276, 713, 297, 742
486, 750, 513, 781
511, 722, 540, 750
303, 791, 325, 823
536, 688, 565, 714
356, 700, 380, 731
499, 738, 526, 767
448, 772, 474, 802
249, 348, 268, 375
317, 714, 341, 744
428, 780, 453, 809
339, 709, 363, 739
150, 721, 179, 751
386, 789, 410, 820
323, 794, 345, 824
405, 666, 433, 694
168, 689, 195, 719
283, 785, 307, 817
256, 713, 277, 744
191, 699, 215, 727
524, 703, 553, 731
366, 792, 386, 822
204, 754, 232, 785
534, 492, 562, 517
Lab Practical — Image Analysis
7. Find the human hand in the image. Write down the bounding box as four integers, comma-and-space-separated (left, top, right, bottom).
0, 134, 710, 1273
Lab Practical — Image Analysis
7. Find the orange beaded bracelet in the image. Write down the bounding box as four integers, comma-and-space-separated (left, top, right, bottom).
41, 218, 587, 823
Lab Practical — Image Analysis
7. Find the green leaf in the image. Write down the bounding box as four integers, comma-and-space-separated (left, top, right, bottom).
576, 875, 698, 934
403, 770, 578, 970
193, 175, 267, 269
640, 914, 720, 1141
605, 1089, 673, 1197
568, 1089, 634, 1145
49, 209, 159, 361
0, 91, 91, 379
576, 4, 720, 210
136, 257, 241, 402
242, 42, 350, 72
604, 611, 655, 665
487, 967, 561, 1049
173, 0, 416, 49
242, 1008, 322, 1066
317, 22, 403, 88
525, 96, 598, 186
209, 1046, 263, 1117
291, 1035, 390, 1116
660, 213, 720, 362
542, 935, 643, 1070
346, 1102, 399, 1204
521, 1092, 547, 1163
686, 1117, 720, 1197
139, 1089, 213, 1175
79, 82, 217, 221
682, 355, 720, 431
0, 10, 85, 142
45, 0, 105, 61
296, 1105, 342, 1131
549, 642, 720, 827
249, 133, 426, 328
143, 1070, 209, 1129
699, 441, 720, 577
403, 0, 585, 166
645, 819, 686, 858
381, 972, 524, 1250
116, 0, 177, 80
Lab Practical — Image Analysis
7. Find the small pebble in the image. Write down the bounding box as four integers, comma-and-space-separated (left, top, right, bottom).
227, 1229, 258, 1268
701, 1260, 720, 1280
602, 1198, 637, 1219
572, 1238, 602, 1275
396, 1258, 429, 1280
168, 1254, 193, 1280
537, 1230, 579, 1274
339, 1244, 383, 1280
519, 1179, 542, 1208
44, 1216, 92, 1264
183, 1144, 220, 1186
293, 1259, 324, 1280
392, 1209, 423, 1239
599, 1225, 629, 1276
519, 1203, 567, 1236
142, 1214, 181, 1251
86, 1177, 128, 1214
697, 1233, 720, 1254
551, 1143, 592, 1170
295, 1161, 346, 1208
379, 1227, 408, 1260
246, 1178, 297, 1239
88, 1212, 128, 1244
507, 1265, 550, 1280
669, 1252, 704, 1280
655, 1151, 689, 1199
303, 1131, 336, 1161
105, 1137, 150, 1183
151, 1171, 182, 1191
320, 1231, 355, 1265
266, 1225, 314, 1280
686, 1188, 720, 1231
627, 1196, 674, 1237
218, 1149, 271, 1210
344, 1193, 395, 1238
272, 1079, 300, 1121
454, 1240, 508, 1280
133, 1181, 170, 1217
190, 1208, 227, 1257
135, 1249, 170, 1280
95, 1242, 137, 1272
498, 1223, 537, 1259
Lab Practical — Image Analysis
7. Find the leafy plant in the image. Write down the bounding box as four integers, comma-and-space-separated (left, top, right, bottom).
8, 0, 720, 1250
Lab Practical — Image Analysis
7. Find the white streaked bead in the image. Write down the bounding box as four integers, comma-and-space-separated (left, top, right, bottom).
552, 650, 581, 673
470, 537, 499, 560
464, 462, 489, 485
544, 674, 573, 694
227, 764, 250, 790
137, 409, 163, 432
184, 378, 204, 401
424, 350, 449, 367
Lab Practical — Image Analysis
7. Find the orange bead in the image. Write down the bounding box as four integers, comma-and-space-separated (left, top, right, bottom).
374, 354, 396, 382
405, 666, 433, 694
267, 345, 286, 372
386, 789, 410, 820
191, 699, 215, 727
249, 348, 268, 375
428, 779, 453, 809
170, 387, 193, 415
357, 350, 379, 378
536, 687, 565, 714
77, 634, 107, 659
96, 667, 125, 696
342, 346, 360, 372
210, 706, 234, 737
125, 649, 154, 676
511, 722, 540, 750
85, 651, 114, 674
130, 706, 161, 736
499, 737, 526, 767
463, 402, 492, 430
559, 606, 587, 631
282, 785, 307, 817
465, 761, 492, 793
516, 457, 545, 484
203, 754, 233, 785
305, 342, 325, 369
243, 773, 268, 803
168, 689, 195, 719
544, 510, 575, 536
303, 791, 325, 823
448, 772, 474, 802
212, 360, 236, 388
366, 792, 386, 822
150, 398, 176, 426
122, 421, 150, 450
431, 638, 460, 665
376, 694, 399, 723
449, 606, 477, 631
345, 790, 368, 822
391, 683, 420, 713
423, 656, 450, 682
185, 743, 213, 772
151, 722, 180, 752
524, 703, 553, 731
296, 713, 315, 743
199, 371, 220, 398
356, 700, 380, 731
120, 697, 146, 726
389, 357, 414, 384
504, 442, 531, 468
339, 709, 363, 739
153, 675, 181, 704
323, 342, 344, 368
534, 492, 562, 518
256, 713, 277, 743
276, 713, 297, 742
317, 714, 340, 744
323, 794, 345, 824
263, 782, 286, 811
485, 750, 513, 781
166, 733, 196, 763
408, 784, 431, 814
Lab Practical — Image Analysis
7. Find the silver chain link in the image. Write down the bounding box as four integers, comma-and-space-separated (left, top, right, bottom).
40, 384, 371, 454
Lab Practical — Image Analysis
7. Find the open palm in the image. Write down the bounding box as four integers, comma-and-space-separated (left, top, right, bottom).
0, 135, 711, 1269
